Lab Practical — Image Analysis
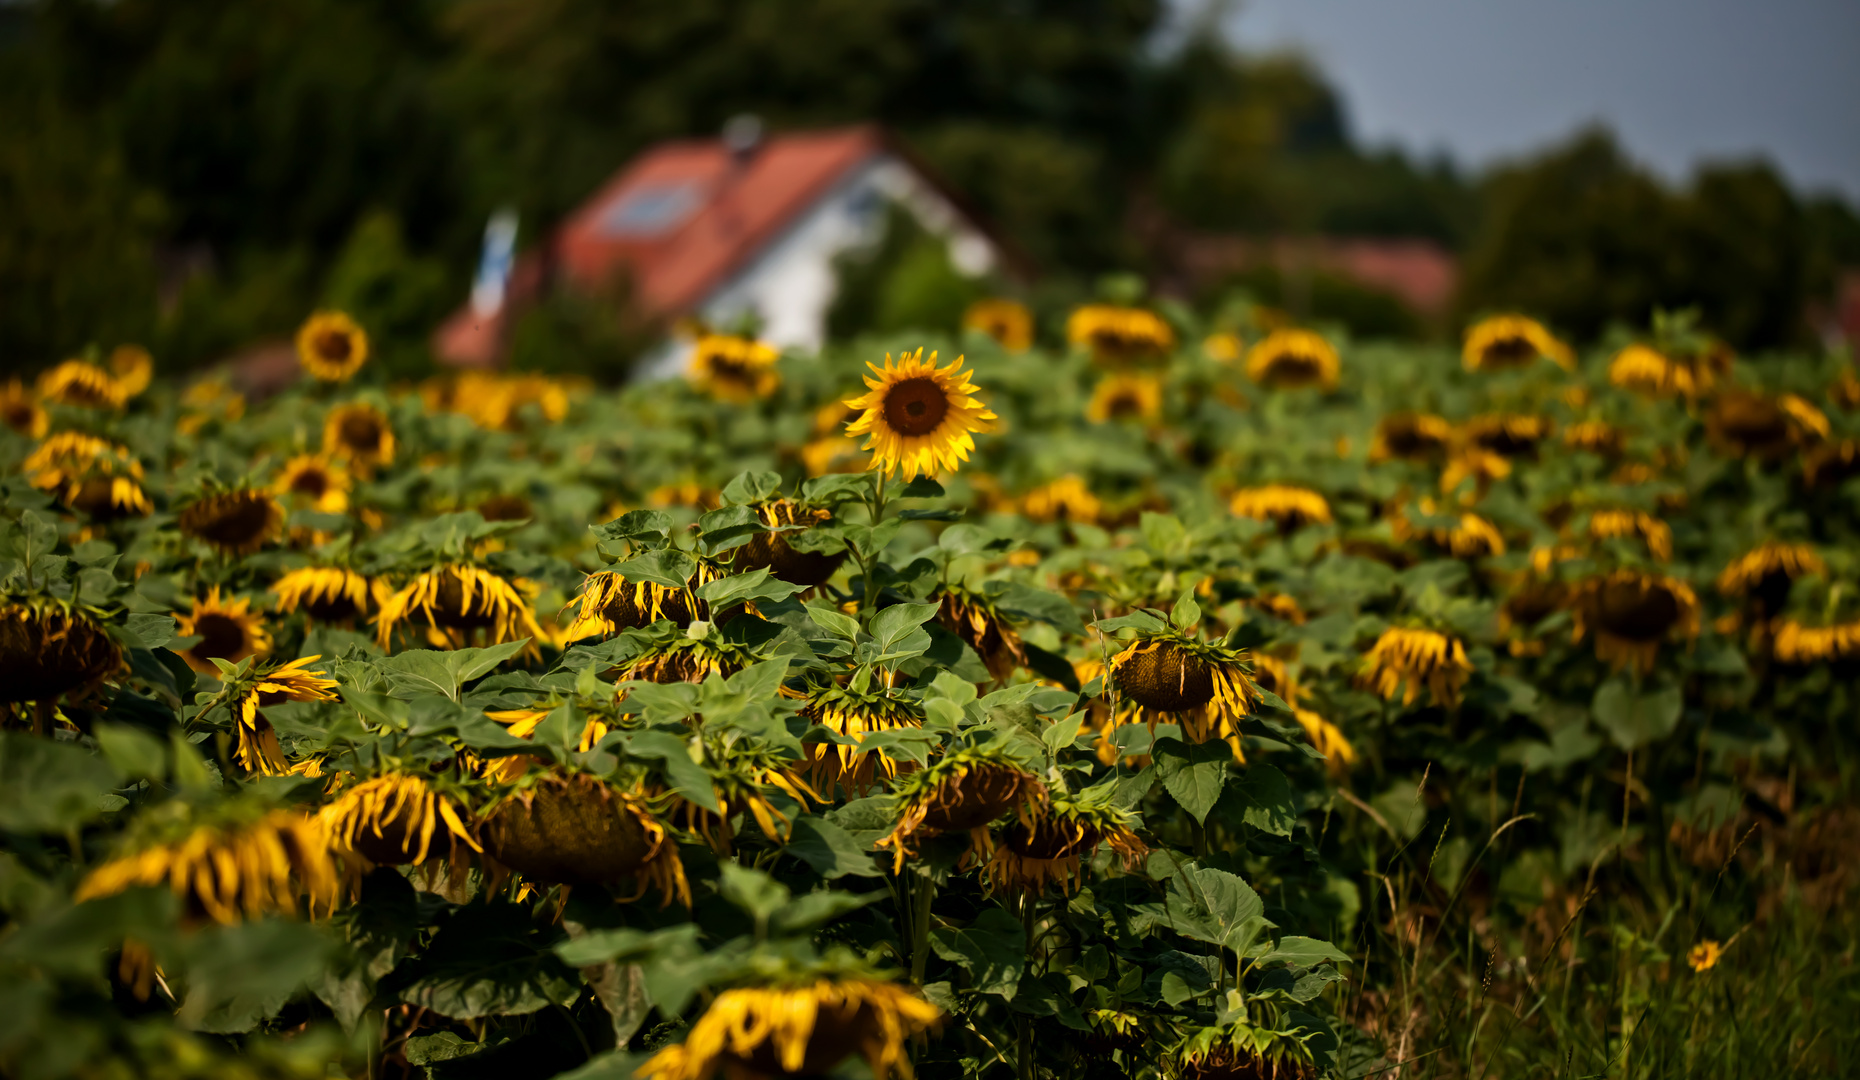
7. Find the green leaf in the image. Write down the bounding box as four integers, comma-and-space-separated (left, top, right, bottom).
591, 510, 673, 544
376, 640, 530, 702
841, 517, 903, 561
1163, 863, 1267, 953
94, 723, 168, 783
1169, 587, 1202, 630
613, 550, 697, 591
177, 920, 337, 1033
1228, 763, 1297, 837
123, 613, 177, 650
930, 907, 1026, 997
695, 505, 766, 556
1591, 677, 1684, 750
0, 732, 121, 833
897, 476, 946, 499
697, 567, 805, 609
622, 730, 717, 812
721, 470, 783, 506
718, 863, 790, 925
784, 818, 882, 878
1042, 712, 1084, 755
1154, 738, 1229, 824
988, 582, 1086, 635
806, 603, 862, 642
393, 904, 581, 1020
1094, 610, 1168, 635
771, 889, 883, 935
868, 601, 940, 659
1257, 936, 1353, 969
1140, 511, 1186, 554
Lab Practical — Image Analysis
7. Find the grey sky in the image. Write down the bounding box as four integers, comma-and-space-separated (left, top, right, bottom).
1178, 0, 1860, 200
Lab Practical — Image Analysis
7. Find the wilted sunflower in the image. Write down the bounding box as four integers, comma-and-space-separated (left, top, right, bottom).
271, 566, 381, 624
1463, 413, 1554, 458
1358, 626, 1472, 708
1802, 439, 1860, 488
1202, 331, 1244, 363
0, 600, 123, 704
178, 488, 283, 557
656, 744, 818, 856
376, 564, 544, 649
877, 748, 1047, 870
1020, 474, 1102, 525
1498, 575, 1569, 657
38, 358, 128, 409
1110, 629, 1261, 758
1066, 304, 1176, 366
1229, 484, 1332, 532
561, 566, 717, 640
1245, 329, 1340, 391
616, 624, 762, 685
1705, 389, 1827, 461
23, 432, 151, 520
729, 499, 846, 586
75, 803, 342, 924
322, 402, 395, 469
222, 656, 340, 775
1563, 419, 1627, 457
1569, 570, 1700, 675
1169, 1022, 1317, 1080
1086, 372, 1164, 424
320, 772, 482, 866
1, 379, 48, 437
1587, 508, 1672, 561
1369, 412, 1452, 463
481, 770, 689, 904
1391, 501, 1506, 558
801, 682, 926, 797
272, 455, 350, 514
174, 588, 272, 676
295, 310, 369, 382
1771, 618, 1860, 666
1461, 314, 1572, 372
636, 973, 940, 1080
981, 791, 1147, 896
843, 349, 996, 481
963, 298, 1034, 352
475, 492, 533, 522
108, 344, 154, 397
938, 585, 1028, 682
1831, 367, 1860, 411
690, 333, 781, 401
1717, 543, 1823, 614
1608, 341, 1731, 400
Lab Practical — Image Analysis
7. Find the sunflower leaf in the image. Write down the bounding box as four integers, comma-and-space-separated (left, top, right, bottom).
0, 733, 121, 833
720, 470, 783, 506
614, 550, 696, 591
1153, 737, 1229, 824
592, 510, 674, 545
930, 907, 1026, 998
694, 505, 766, 556
696, 567, 804, 609
1093, 610, 1168, 635
621, 730, 717, 812
897, 476, 946, 499
784, 817, 883, 878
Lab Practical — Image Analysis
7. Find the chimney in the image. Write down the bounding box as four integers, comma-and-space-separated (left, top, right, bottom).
722, 114, 764, 165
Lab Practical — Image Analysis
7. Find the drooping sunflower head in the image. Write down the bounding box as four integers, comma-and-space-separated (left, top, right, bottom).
1, 379, 48, 438
1803, 439, 1860, 488
1358, 625, 1472, 708
108, 344, 154, 397
1463, 412, 1554, 458
376, 563, 543, 650
176, 377, 246, 434
322, 402, 395, 469
1392, 500, 1506, 559
1020, 474, 1103, 526
963, 298, 1035, 352
1462, 314, 1572, 372
296, 310, 369, 382
1831, 367, 1860, 411
1563, 419, 1627, 457
842, 349, 996, 481
1369, 412, 1452, 463
690, 333, 781, 402
1229, 484, 1332, 532
1086, 372, 1164, 424
877, 745, 1047, 870
616, 623, 761, 686
1245, 329, 1340, 391
23, 432, 150, 521
936, 584, 1029, 682
1716, 541, 1823, 617
1586, 507, 1672, 561
38, 359, 128, 409
1109, 628, 1260, 757
1498, 575, 1570, 655
474, 492, 534, 523
561, 565, 719, 641
222, 655, 340, 775
802, 681, 927, 798
272, 454, 350, 514
636, 971, 940, 1080
1168, 1020, 1320, 1080
0, 599, 124, 704
1066, 304, 1177, 366
320, 772, 483, 867
272, 565, 381, 624
1705, 389, 1827, 461
174, 587, 272, 676
75, 800, 342, 924
481, 770, 688, 904
982, 789, 1147, 896
178, 488, 283, 557
1569, 569, 1701, 675
1771, 616, 1860, 667
728, 499, 846, 586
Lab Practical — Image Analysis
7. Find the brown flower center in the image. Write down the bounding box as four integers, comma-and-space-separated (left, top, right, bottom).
1597, 580, 1680, 641
1107, 391, 1143, 419
1482, 335, 1537, 367
882, 377, 951, 437
290, 468, 330, 498
190, 612, 250, 660
340, 413, 383, 452
194, 494, 276, 545
314, 329, 353, 362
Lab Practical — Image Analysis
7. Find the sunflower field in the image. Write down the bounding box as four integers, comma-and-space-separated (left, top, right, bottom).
4, 300, 1860, 1079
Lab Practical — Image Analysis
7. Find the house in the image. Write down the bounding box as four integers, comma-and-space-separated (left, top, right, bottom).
435, 123, 1008, 373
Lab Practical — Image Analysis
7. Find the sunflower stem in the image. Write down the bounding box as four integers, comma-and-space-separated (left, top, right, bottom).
909, 871, 935, 984
861, 469, 888, 620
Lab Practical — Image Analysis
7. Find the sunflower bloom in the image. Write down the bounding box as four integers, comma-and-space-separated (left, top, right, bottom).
1020, 475, 1102, 525
1717, 542, 1823, 609
690, 334, 781, 402
1588, 509, 1672, 561
320, 773, 482, 866
1563, 420, 1626, 456
843, 349, 996, 481
481, 772, 689, 904
38, 359, 128, 409
1110, 634, 1261, 760
1, 379, 49, 437
1086, 373, 1164, 424
376, 564, 544, 649
0, 600, 123, 704
878, 755, 1047, 871
561, 567, 715, 640
108, 345, 154, 397
964, 298, 1034, 352
1245, 329, 1340, 390
1359, 627, 1472, 708
1464, 413, 1554, 458
271, 566, 381, 624
75, 808, 342, 924
272, 455, 351, 515
1568, 570, 1700, 675
801, 686, 926, 798
1771, 619, 1860, 665
173, 588, 272, 676
981, 801, 1147, 896
23, 432, 150, 520
1392, 502, 1506, 558
296, 311, 369, 382
1066, 304, 1176, 366
1229, 484, 1331, 531
1462, 314, 1572, 372
1202, 331, 1244, 363
1705, 389, 1827, 461
229, 656, 339, 775
637, 977, 940, 1080
1369, 412, 1452, 463
323, 402, 395, 469
1687, 940, 1725, 973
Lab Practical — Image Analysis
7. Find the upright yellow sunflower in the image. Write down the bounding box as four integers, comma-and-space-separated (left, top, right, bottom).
272, 566, 381, 624
1568, 570, 1700, 675
296, 311, 369, 382
108, 344, 154, 397
323, 402, 396, 469
23, 432, 151, 520
1020, 474, 1102, 525
637, 975, 940, 1080
1369, 412, 1452, 463
1, 380, 48, 437
1066, 304, 1176, 366
230, 656, 340, 775
1229, 484, 1332, 531
178, 488, 283, 556
38, 359, 128, 409
75, 805, 341, 924
1462, 314, 1572, 372
963, 298, 1034, 352
173, 588, 272, 676
843, 349, 996, 481
690, 333, 781, 401
1245, 329, 1340, 390
1563, 419, 1626, 456
376, 564, 543, 649
1358, 627, 1471, 708
1086, 372, 1164, 424
273, 455, 350, 514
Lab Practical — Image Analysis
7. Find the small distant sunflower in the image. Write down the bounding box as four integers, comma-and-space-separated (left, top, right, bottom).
729, 499, 846, 586
226, 656, 340, 775
1066, 304, 1176, 366
376, 564, 544, 650
1802, 439, 1860, 488
877, 748, 1047, 871
173, 588, 272, 676
1369, 412, 1452, 463
24, 432, 151, 520
981, 792, 1147, 896
636, 972, 940, 1080
38, 359, 128, 409
178, 488, 283, 556
690, 334, 781, 402
1086, 372, 1164, 424
322, 402, 395, 469
1245, 329, 1340, 391
0, 600, 123, 704
963, 298, 1034, 352
1358, 626, 1472, 708
1498, 575, 1569, 656
801, 434, 867, 477
1705, 390, 1827, 461
273, 455, 350, 514
481, 770, 688, 904
320, 772, 482, 867
801, 683, 926, 798
75, 803, 341, 924
1020, 474, 1102, 525
1, 379, 48, 437
177, 377, 245, 435
1439, 447, 1512, 498
475, 492, 533, 522
108, 344, 154, 397
1202, 331, 1244, 364
1686, 940, 1725, 973
561, 566, 717, 641
1563, 419, 1626, 457
1771, 618, 1860, 666
1229, 484, 1332, 532
1831, 367, 1860, 411
1587, 508, 1672, 561
1393, 501, 1506, 558
1569, 570, 1701, 675
1609, 341, 1731, 400
1110, 628, 1261, 758
1462, 314, 1572, 372
1464, 413, 1554, 458
295, 311, 369, 382
843, 349, 996, 481
272, 566, 382, 624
